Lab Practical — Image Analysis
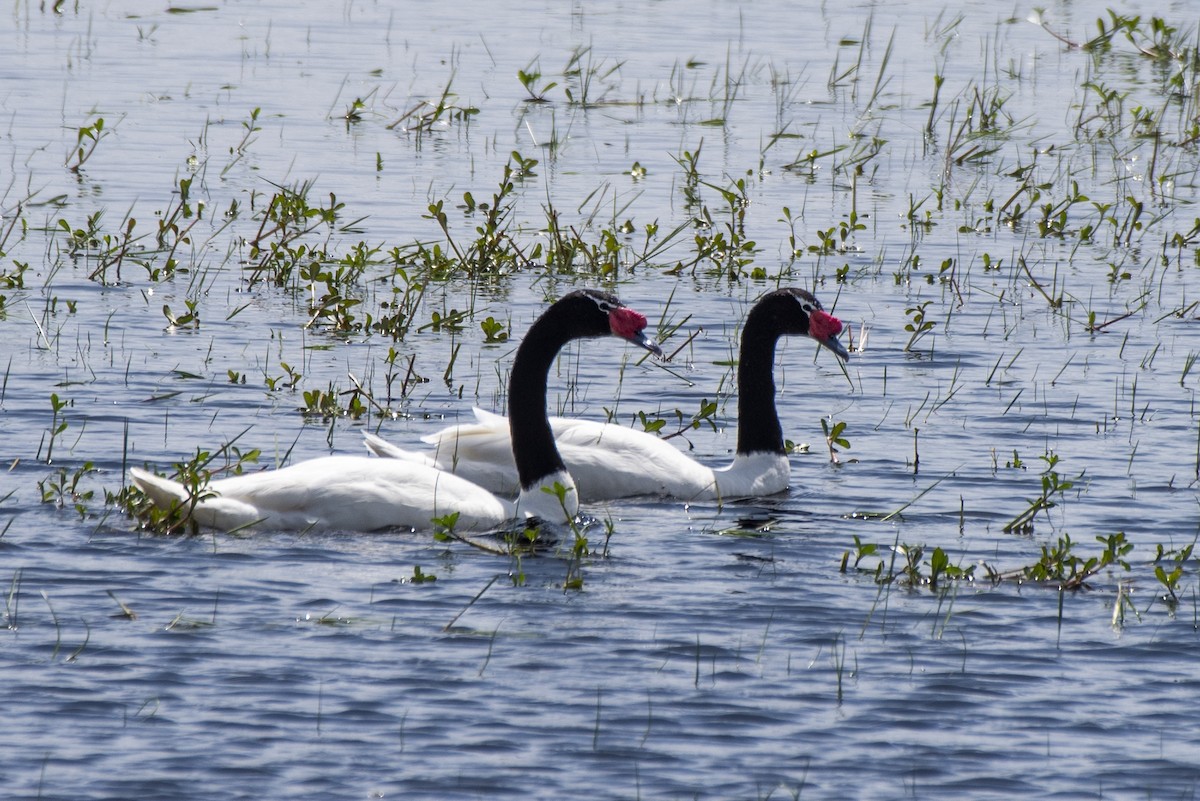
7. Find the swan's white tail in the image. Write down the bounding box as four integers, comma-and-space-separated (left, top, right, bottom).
128, 467, 190, 508
362, 432, 437, 466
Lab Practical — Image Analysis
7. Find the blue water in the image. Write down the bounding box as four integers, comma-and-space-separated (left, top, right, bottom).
3, 0, 1200, 798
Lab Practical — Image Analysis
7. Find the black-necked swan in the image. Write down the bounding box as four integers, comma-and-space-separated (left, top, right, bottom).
364, 287, 848, 502
128, 289, 663, 532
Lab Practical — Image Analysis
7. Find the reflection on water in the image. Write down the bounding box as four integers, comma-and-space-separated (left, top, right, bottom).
3, 0, 1200, 798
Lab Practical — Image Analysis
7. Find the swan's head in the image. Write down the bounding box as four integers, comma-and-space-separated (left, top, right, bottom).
764, 288, 850, 361
569, 289, 665, 358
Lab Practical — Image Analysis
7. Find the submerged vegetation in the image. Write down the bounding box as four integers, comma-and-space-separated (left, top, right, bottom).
2, 6, 1200, 618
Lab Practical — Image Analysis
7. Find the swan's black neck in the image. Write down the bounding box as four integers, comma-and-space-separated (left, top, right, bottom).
508, 302, 579, 490
735, 290, 823, 455
735, 306, 787, 455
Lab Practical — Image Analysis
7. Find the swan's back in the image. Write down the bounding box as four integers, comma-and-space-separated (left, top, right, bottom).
401, 407, 771, 501
131, 456, 512, 532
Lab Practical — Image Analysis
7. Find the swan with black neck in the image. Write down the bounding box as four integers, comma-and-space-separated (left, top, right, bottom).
129, 289, 662, 532
365, 288, 848, 502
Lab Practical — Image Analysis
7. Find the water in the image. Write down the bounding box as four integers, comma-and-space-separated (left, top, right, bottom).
3, 0, 1200, 798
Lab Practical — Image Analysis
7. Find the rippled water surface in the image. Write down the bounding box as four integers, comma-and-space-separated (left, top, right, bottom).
4, 0, 1200, 798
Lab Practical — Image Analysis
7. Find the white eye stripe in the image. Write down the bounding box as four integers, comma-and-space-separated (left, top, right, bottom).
586, 291, 618, 313
793, 296, 819, 315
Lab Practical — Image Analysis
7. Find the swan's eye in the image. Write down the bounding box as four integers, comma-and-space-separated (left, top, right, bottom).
793, 296, 819, 316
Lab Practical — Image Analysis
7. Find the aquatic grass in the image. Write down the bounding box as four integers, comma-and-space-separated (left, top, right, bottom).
989, 531, 1134, 591
106, 590, 137, 620
64, 115, 111, 174
830, 633, 847, 705
517, 59, 558, 103
902, 300, 937, 353
560, 45, 624, 108
152, 176, 205, 280
164, 610, 216, 631
38, 462, 97, 518
245, 180, 346, 288
782, 143, 848, 180
705, 46, 753, 125
424, 153, 532, 276
442, 575, 501, 632
843, 529, 1145, 597
386, 72, 479, 144
0, 489, 14, 540
671, 143, 704, 210
820, 418, 850, 464
827, 14, 872, 95
220, 107, 262, 177
3, 569, 19, 628
1153, 549, 1188, 611
40, 590, 63, 660
1001, 451, 1081, 535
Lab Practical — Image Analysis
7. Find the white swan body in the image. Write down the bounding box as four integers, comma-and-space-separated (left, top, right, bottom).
364, 410, 789, 502
130, 457, 511, 532
129, 290, 660, 533
366, 288, 849, 503
128, 457, 577, 532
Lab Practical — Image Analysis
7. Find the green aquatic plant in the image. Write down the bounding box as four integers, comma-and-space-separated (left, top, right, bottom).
299, 381, 367, 421
925, 546, 976, 590
517, 60, 557, 102
342, 97, 367, 125
370, 263, 426, 341
409, 566, 437, 584
1036, 181, 1089, 238
387, 72, 479, 144
57, 211, 103, 258
1152, 542, 1194, 609
162, 299, 199, 330
246, 180, 344, 287
561, 45, 623, 107
637, 410, 667, 435
65, 116, 110, 174
647, 398, 719, 446
783, 144, 848, 180
38, 462, 97, 518
839, 534, 975, 592
152, 176, 205, 280
1035, 10, 1199, 63
820, 418, 850, 464
844, 531, 1138, 595
480, 316, 508, 343
1007, 531, 1132, 591
44, 392, 70, 464
840, 535, 881, 577
431, 512, 460, 541
903, 300, 937, 353
221, 107, 262, 177
379, 347, 427, 403
425, 154, 533, 276
420, 308, 467, 333
301, 242, 382, 335
1002, 451, 1081, 534
0, 255, 28, 313
535, 480, 590, 590
671, 143, 704, 209
49, 208, 144, 286
262, 361, 303, 392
